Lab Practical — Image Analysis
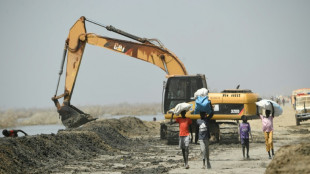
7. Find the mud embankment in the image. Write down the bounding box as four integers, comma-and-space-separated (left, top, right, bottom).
0, 117, 159, 174
265, 127, 310, 174
266, 143, 310, 174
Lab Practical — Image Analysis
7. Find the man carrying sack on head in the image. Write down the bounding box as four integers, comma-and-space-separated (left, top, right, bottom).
172, 103, 192, 169
194, 88, 213, 169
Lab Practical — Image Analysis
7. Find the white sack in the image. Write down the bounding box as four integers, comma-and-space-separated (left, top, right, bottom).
256, 99, 283, 116
172, 102, 192, 116
194, 88, 209, 99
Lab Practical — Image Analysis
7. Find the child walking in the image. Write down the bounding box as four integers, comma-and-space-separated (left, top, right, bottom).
239, 116, 252, 159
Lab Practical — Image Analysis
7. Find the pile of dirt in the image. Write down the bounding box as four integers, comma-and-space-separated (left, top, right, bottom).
79, 116, 159, 138
266, 143, 310, 174
0, 117, 160, 174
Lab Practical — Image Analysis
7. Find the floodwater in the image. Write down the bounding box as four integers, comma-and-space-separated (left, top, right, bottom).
0, 114, 162, 137
0, 124, 66, 137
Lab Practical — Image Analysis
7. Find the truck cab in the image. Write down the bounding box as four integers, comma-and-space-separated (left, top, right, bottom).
294, 93, 310, 125
292, 88, 310, 125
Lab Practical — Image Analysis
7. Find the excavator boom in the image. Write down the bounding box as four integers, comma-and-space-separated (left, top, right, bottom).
53, 16, 188, 128
85, 34, 188, 75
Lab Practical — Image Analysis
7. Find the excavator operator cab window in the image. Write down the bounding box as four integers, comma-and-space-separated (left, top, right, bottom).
164, 76, 206, 113
189, 78, 198, 99
167, 80, 187, 100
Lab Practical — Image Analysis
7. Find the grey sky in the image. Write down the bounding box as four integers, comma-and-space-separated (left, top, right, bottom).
0, 1, 309, 109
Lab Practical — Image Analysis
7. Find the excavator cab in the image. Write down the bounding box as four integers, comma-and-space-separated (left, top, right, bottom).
163, 74, 207, 113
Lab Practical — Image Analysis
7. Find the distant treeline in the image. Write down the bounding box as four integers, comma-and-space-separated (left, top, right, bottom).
0, 102, 161, 128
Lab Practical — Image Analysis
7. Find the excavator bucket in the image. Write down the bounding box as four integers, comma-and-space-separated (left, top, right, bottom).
58, 105, 97, 128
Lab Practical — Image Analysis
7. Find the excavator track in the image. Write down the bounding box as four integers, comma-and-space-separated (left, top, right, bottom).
218, 122, 239, 144
160, 121, 240, 145
160, 123, 179, 145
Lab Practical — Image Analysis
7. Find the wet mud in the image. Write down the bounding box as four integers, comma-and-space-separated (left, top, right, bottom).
1, 106, 310, 174
0, 117, 165, 174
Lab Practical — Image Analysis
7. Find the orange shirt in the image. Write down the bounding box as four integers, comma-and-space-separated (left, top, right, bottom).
176, 117, 192, 136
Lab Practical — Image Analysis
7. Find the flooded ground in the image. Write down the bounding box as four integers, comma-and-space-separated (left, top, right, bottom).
0, 124, 65, 137
0, 114, 161, 138
0, 106, 310, 173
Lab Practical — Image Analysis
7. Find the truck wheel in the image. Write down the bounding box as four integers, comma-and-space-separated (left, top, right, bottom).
219, 123, 239, 144
295, 114, 300, 126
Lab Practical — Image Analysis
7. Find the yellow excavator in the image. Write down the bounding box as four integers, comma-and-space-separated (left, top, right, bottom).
52, 16, 189, 128
52, 16, 260, 143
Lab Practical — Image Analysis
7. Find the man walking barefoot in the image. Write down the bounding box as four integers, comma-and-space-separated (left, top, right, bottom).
197, 109, 213, 169
175, 110, 192, 169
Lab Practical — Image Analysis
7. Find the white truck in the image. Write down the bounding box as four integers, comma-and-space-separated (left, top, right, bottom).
291, 88, 310, 125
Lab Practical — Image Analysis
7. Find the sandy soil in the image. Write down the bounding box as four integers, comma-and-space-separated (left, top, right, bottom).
1, 105, 310, 174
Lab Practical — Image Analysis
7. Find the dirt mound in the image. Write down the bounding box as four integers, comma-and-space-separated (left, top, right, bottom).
80, 117, 159, 138
0, 117, 160, 174
266, 143, 310, 174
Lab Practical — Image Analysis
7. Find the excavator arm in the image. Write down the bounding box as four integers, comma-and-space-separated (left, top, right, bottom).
52, 16, 187, 128
85, 34, 188, 75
